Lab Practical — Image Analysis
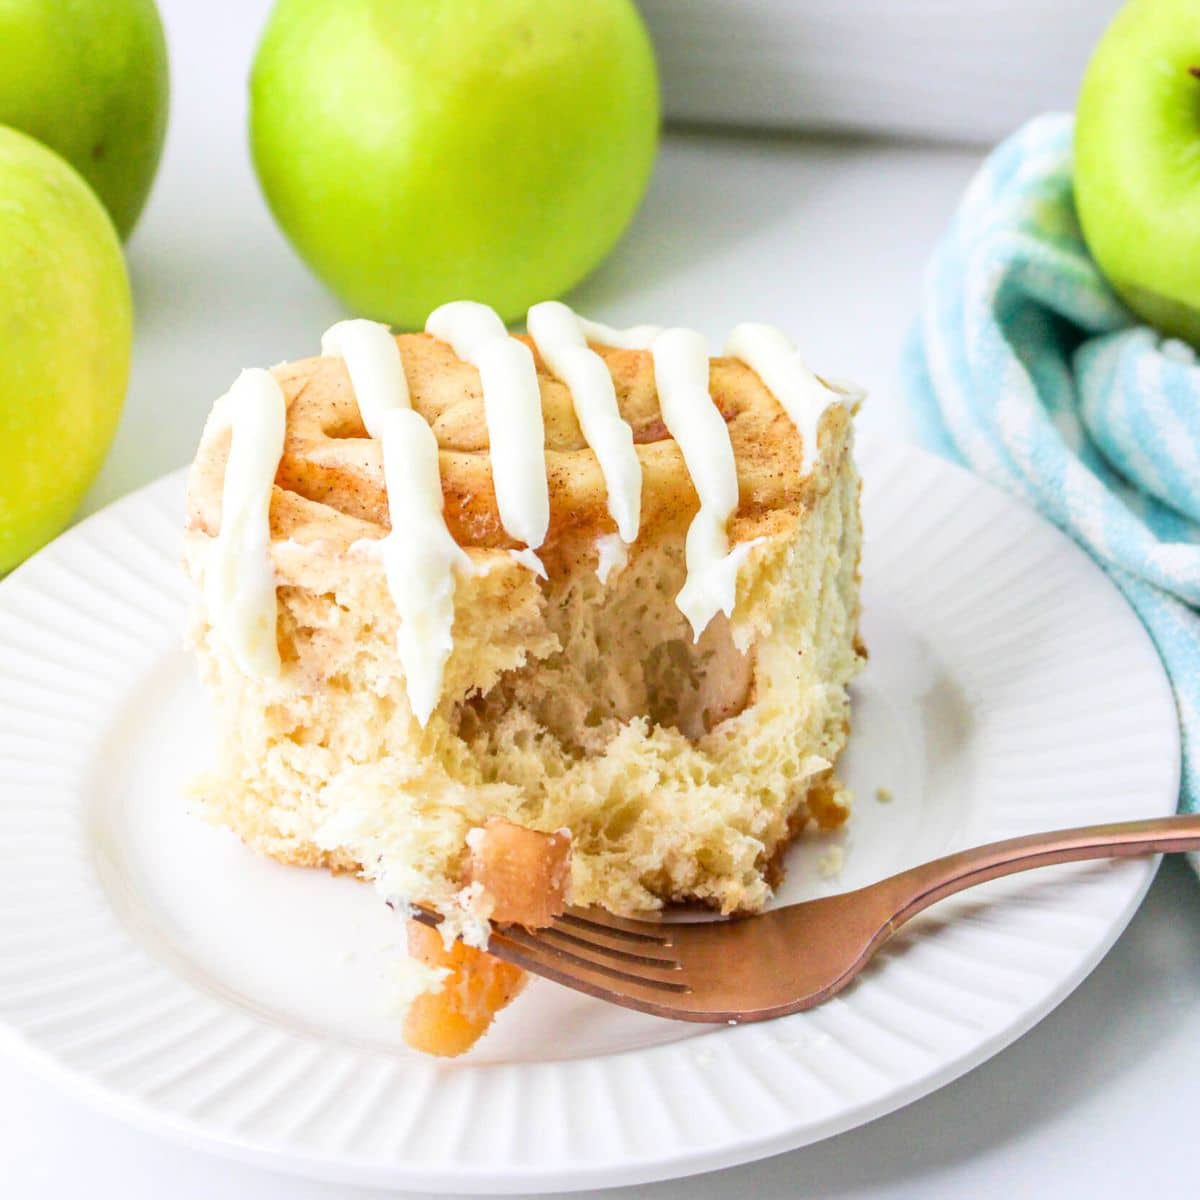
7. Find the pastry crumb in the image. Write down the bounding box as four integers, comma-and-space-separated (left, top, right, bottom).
874, 786, 893, 804
817, 845, 845, 878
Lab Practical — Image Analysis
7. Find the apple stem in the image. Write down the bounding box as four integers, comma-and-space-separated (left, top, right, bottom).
1191, 66, 1200, 79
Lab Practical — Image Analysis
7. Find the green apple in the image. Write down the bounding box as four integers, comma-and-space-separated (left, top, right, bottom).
1075, 0, 1200, 343
0, 125, 132, 573
0, 0, 169, 239
250, 0, 659, 327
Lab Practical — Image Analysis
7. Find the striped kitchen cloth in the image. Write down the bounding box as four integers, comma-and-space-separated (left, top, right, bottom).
904, 112, 1200, 831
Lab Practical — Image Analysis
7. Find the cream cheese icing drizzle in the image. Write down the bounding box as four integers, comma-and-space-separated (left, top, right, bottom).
724, 322, 841, 475
206, 368, 286, 678
426, 301, 549, 567
593, 532, 629, 585
215, 305, 850, 693
321, 319, 410, 438
527, 300, 641, 547
321, 318, 468, 726
574, 317, 748, 637
649, 327, 747, 641
378, 407, 471, 725
578, 315, 664, 352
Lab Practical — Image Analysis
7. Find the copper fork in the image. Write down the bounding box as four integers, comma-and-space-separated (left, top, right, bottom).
413, 814, 1200, 1022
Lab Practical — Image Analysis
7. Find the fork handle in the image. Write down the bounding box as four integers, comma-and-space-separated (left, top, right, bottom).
881, 813, 1200, 930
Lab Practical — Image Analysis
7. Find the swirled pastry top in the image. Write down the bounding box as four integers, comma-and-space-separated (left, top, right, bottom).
186, 329, 860, 574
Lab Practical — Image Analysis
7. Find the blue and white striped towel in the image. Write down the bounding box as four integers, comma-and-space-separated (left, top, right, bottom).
904, 113, 1200, 828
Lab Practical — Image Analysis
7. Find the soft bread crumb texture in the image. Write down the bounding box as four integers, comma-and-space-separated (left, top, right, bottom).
183, 333, 863, 935
184, 440, 862, 918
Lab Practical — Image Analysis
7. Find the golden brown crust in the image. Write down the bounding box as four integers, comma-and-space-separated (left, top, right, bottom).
185, 332, 855, 579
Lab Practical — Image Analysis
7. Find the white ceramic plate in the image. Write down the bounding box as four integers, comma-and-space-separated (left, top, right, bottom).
0, 437, 1179, 1193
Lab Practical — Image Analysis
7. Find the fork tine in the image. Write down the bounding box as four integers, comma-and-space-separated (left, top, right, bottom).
406, 903, 440, 930
492, 926, 691, 994
559, 906, 672, 945
537, 921, 679, 967
408, 900, 671, 946
406, 903, 681, 978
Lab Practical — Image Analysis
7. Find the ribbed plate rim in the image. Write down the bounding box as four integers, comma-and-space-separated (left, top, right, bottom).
0, 436, 1180, 1192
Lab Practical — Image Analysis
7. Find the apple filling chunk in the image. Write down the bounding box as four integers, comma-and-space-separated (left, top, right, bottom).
403, 819, 572, 1056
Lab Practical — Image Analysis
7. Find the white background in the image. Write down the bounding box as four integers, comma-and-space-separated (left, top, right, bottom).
3, 1, 1199, 1195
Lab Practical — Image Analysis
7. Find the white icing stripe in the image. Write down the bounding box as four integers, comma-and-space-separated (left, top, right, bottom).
211, 306, 847, 695
426, 302, 549, 561
651, 327, 745, 640
574, 316, 750, 636
321, 317, 466, 727
527, 301, 641, 545
724, 323, 841, 475
578, 316, 664, 352
594, 532, 629, 585
509, 547, 548, 579
207, 368, 286, 679
321, 319, 410, 438
378, 408, 471, 726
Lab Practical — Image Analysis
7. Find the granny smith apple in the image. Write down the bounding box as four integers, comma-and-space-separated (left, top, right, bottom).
1075, 0, 1200, 344
0, 125, 132, 573
250, 0, 659, 327
0, 0, 169, 239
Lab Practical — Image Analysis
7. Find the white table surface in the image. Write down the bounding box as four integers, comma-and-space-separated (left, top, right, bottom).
5, 2, 1200, 1196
